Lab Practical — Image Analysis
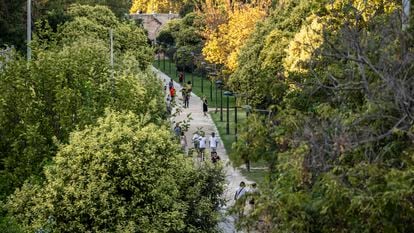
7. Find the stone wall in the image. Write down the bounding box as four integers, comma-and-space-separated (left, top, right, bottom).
130, 13, 180, 41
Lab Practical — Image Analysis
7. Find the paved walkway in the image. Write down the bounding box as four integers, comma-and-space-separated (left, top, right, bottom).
153, 67, 251, 233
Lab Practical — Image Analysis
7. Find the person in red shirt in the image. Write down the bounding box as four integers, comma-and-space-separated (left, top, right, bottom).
170, 86, 176, 101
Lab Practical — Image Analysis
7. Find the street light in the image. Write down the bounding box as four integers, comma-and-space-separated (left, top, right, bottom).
234, 94, 238, 141
169, 52, 171, 74
220, 85, 223, 121
224, 91, 234, 135
27, 0, 32, 61
163, 47, 166, 70
209, 72, 217, 102
215, 80, 223, 113
168, 45, 172, 74
157, 46, 160, 68
190, 52, 195, 85
175, 55, 178, 79
200, 62, 205, 93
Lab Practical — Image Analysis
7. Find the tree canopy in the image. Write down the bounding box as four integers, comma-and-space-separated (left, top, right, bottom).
1, 3, 226, 232
7, 109, 224, 232
0, 0, 131, 51
229, 0, 414, 231
0, 4, 156, 202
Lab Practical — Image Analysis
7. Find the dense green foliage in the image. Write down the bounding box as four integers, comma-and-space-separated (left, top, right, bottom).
156, 12, 205, 71
0, 0, 131, 51
0, 4, 156, 201
7, 110, 224, 232
1, 4, 225, 232
229, 0, 414, 232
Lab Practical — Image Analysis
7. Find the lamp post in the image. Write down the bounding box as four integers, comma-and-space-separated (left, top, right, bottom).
109, 29, 115, 98
234, 95, 238, 141
209, 72, 217, 102
190, 52, 194, 85
224, 91, 234, 135
220, 86, 223, 121
169, 54, 171, 74
200, 62, 205, 94
215, 80, 223, 113
157, 47, 160, 68
168, 46, 172, 74
175, 56, 178, 79
27, 0, 32, 61
210, 80, 213, 101
163, 48, 166, 71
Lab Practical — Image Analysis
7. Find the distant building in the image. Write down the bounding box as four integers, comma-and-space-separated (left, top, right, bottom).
130, 13, 179, 42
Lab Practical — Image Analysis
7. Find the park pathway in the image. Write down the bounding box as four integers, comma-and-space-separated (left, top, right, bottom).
152, 67, 251, 233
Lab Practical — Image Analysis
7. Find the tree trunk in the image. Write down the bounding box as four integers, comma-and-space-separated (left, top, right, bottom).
246, 159, 250, 172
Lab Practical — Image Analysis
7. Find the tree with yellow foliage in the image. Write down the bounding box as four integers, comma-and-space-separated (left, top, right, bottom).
130, 0, 183, 13
202, 4, 267, 72
283, 15, 324, 75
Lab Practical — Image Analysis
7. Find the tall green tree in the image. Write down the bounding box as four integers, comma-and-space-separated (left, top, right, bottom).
231, 0, 414, 232
0, 0, 131, 50
7, 109, 224, 232
0, 4, 155, 201
157, 12, 205, 71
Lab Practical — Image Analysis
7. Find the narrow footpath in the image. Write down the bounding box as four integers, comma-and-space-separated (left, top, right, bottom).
153, 67, 251, 233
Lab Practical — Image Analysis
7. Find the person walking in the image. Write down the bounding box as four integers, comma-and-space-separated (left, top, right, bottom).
192, 131, 200, 148
202, 97, 208, 116
173, 123, 181, 139
235, 181, 247, 201
209, 132, 219, 153
166, 95, 172, 115
168, 78, 174, 90
198, 133, 206, 161
186, 81, 192, 93
248, 183, 259, 207
211, 151, 220, 164
180, 131, 187, 154
191, 131, 200, 157
234, 181, 247, 218
183, 81, 192, 108
184, 92, 190, 108
178, 72, 184, 84
170, 86, 176, 102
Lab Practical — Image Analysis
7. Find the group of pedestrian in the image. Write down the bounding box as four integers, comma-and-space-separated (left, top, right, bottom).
191, 131, 220, 162
167, 75, 193, 109
166, 74, 208, 117
234, 181, 260, 217
163, 67, 260, 231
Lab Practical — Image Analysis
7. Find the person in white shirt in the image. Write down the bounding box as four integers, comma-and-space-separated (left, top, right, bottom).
192, 132, 200, 149
235, 181, 247, 201
234, 181, 247, 217
209, 132, 219, 152
198, 134, 206, 161
180, 131, 187, 153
